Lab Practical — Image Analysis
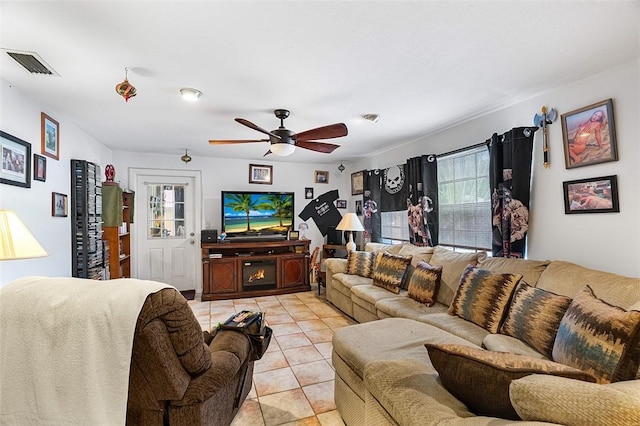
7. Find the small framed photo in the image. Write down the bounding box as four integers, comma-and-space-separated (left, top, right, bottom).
52, 192, 68, 217
355, 200, 363, 215
288, 230, 300, 240
351, 170, 364, 195
41, 112, 60, 161
563, 175, 619, 214
1, 130, 31, 188
305, 187, 314, 199
336, 199, 347, 209
314, 170, 329, 184
561, 99, 617, 169
34, 154, 46, 182
249, 164, 273, 185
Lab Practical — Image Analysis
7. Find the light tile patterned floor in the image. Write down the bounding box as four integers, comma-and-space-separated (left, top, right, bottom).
187, 286, 355, 426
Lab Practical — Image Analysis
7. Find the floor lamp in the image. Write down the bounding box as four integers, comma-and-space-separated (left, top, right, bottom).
335, 213, 364, 252
0, 210, 48, 260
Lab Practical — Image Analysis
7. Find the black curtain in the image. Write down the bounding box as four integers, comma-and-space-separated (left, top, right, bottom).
406, 155, 438, 246
363, 170, 382, 243
488, 127, 536, 258
380, 164, 408, 212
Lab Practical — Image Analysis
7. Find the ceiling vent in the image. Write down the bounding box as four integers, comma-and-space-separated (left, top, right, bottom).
3, 49, 59, 76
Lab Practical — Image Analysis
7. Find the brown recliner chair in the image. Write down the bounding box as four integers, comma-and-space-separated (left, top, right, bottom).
126, 288, 254, 426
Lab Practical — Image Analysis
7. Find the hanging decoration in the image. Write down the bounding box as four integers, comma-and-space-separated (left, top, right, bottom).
181, 149, 192, 164
115, 67, 137, 102
533, 105, 557, 168
338, 162, 345, 173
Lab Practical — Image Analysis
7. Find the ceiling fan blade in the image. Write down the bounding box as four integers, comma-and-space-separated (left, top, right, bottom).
295, 123, 348, 141
208, 139, 268, 145
263, 150, 272, 157
235, 118, 281, 139
295, 140, 341, 154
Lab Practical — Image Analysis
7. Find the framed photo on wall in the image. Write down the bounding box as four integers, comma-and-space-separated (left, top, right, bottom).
1, 130, 31, 188
351, 170, 364, 195
249, 164, 273, 184
41, 112, 60, 160
34, 154, 46, 182
561, 99, 617, 169
52, 192, 68, 217
336, 199, 347, 209
305, 187, 314, 199
563, 175, 619, 214
314, 170, 329, 184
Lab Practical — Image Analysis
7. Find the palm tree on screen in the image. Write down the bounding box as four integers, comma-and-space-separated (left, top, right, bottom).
261, 194, 293, 227
225, 194, 263, 231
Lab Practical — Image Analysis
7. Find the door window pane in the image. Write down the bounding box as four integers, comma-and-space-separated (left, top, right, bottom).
148, 184, 186, 238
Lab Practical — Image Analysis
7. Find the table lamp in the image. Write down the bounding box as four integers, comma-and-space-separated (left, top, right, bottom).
335, 213, 364, 252
0, 210, 48, 260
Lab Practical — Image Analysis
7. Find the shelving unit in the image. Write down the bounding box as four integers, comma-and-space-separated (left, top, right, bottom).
103, 188, 132, 278
71, 159, 107, 280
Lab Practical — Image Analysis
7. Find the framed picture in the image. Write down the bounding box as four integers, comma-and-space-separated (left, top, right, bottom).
287, 230, 300, 240
561, 99, 617, 169
563, 175, 619, 214
34, 154, 46, 182
336, 199, 347, 209
249, 164, 273, 185
41, 112, 60, 161
351, 170, 364, 195
52, 192, 68, 217
314, 170, 329, 184
355, 199, 363, 216
305, 187, 314, 199
1, 130, 31, 188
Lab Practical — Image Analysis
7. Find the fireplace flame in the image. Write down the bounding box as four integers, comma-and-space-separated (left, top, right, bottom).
248, 269, 265, 283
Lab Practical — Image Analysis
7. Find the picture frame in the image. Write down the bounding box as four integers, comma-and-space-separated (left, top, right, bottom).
336, 199, 347, 209
561, 99, 617, 169
563, 175, 619, 214
52, 192, 68, 217
355, 199, 363, 216
305, 187, 314, 199
41, 112, 60, 161
287, 230, 300, 240
314, 170, 329, 184
249, 164, 273, 185
351, 170, 364, 195
1, 130, 31, 188
34, 154, 46, 182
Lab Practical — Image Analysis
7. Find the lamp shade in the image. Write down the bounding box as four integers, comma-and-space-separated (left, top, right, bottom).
270, 143, 295, 156
335, 213, 364, 232
0, 210, 48, 260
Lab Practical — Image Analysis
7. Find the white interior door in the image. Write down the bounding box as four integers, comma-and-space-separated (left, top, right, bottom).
131, 170, 201, 292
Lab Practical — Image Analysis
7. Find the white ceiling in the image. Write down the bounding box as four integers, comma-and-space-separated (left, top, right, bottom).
1, 1, 638, 164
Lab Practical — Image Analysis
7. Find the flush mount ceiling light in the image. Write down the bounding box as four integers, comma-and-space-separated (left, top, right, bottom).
179, 88, 202, 102
270, 142, 295, 156
363, 113, 380, 123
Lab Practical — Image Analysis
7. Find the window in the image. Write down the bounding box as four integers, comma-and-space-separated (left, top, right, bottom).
381, 210, 409, 243
147, 184, 186, 238
437, 145, 491, 250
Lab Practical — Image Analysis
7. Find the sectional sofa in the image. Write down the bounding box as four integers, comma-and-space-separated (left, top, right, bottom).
325, 243, 640, 425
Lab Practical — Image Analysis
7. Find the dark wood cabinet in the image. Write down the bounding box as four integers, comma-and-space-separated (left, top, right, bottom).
201, 240, 310, 300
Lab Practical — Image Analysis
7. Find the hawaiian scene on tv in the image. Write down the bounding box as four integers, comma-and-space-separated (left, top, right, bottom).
223, 193, 293, 235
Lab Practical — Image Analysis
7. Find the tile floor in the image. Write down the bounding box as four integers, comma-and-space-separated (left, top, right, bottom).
187, 285, 356, 426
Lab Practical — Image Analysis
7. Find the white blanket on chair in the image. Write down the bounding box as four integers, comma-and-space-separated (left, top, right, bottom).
0, 276, 172, 426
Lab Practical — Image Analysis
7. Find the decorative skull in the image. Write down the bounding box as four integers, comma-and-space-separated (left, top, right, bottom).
384, 165, 404, 194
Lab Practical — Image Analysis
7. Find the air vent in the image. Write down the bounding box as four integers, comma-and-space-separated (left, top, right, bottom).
3, 50, 58, 76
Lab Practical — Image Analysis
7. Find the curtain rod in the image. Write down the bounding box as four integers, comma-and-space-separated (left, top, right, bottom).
436, 126, 538, 158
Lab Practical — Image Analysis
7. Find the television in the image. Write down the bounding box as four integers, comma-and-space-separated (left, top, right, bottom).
221, 191, 295, 240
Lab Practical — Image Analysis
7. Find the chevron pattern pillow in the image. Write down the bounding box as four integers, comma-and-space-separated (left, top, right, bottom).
345, 250, 377, 278
407, 261, 443, 306
372, 251, 412, 294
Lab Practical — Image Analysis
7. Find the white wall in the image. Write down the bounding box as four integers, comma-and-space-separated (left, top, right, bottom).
350, 61, 640, 277
0, 78, 113, 284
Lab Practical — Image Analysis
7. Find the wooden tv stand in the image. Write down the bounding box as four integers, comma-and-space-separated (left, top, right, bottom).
201, 239, 310, 300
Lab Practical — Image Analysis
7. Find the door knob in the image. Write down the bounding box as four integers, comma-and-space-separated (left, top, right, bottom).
190, 232, 195, 237
190, 239, 195, 245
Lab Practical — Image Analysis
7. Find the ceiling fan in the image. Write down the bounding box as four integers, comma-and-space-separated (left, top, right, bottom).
209, 109, 347, 156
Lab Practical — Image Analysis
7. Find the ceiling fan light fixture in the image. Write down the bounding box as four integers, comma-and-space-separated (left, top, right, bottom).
270, 143, 295, 156
179, 88, 202, 102
363, 113, 380, 123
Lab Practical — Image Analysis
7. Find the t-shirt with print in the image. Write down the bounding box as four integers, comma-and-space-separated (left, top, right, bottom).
298, 189, 342, 236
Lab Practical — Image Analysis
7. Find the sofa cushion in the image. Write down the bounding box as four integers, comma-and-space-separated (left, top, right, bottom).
398, 245, 436, 290
477, 257, 550, 288
509, 374, 640, 426
371, 251, 412, 294
425, 343, 597, 420
448, 265, 523, 333
500, 281, 572, 358
407, 261, 442, 307
428, 246, 487, 306
482, 334, 547, 360
419, 313, 490, 347
552, 285, 640, 383
376, 298, 449, 321
351, 285, 405, 315
331, 273, 372, 297
345, 250, 377, 278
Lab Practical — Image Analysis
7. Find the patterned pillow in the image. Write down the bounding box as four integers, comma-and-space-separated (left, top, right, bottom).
552, 285, 640, 383
448, 265, 522, 333
371, 251, 412, 294
407, 261, 442, 306
500, 281, 572, 358
345, 250, 377, 278
425, 343, 597, 420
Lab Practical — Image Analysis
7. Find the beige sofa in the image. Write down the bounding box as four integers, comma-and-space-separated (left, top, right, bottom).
325, 243, 640, 425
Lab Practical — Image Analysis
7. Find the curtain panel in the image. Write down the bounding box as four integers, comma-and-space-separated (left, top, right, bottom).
363, 170, 382, 243
406, 155, 438, 246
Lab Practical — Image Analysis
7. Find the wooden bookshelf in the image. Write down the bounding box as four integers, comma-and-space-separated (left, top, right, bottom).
103, 189, 132, 279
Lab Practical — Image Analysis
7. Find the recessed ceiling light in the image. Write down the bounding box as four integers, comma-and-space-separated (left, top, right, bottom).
363, 113, 380, 123
179, 88, 202, 102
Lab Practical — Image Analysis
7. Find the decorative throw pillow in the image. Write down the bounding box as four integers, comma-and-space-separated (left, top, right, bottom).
552, 285, 640, 383
345, 250, 377, 278
500, 281, 572, 358
425, 343, 597, 420
371, 251, 412, 294
407, 261, 442, 306
429, 247, 487, 306
448, 265, 523, 333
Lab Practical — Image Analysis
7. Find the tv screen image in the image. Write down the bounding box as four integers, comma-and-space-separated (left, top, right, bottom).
222, 191, 294, 238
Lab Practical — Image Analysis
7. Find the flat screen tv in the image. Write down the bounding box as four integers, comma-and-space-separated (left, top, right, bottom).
221, 191, 294, 240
